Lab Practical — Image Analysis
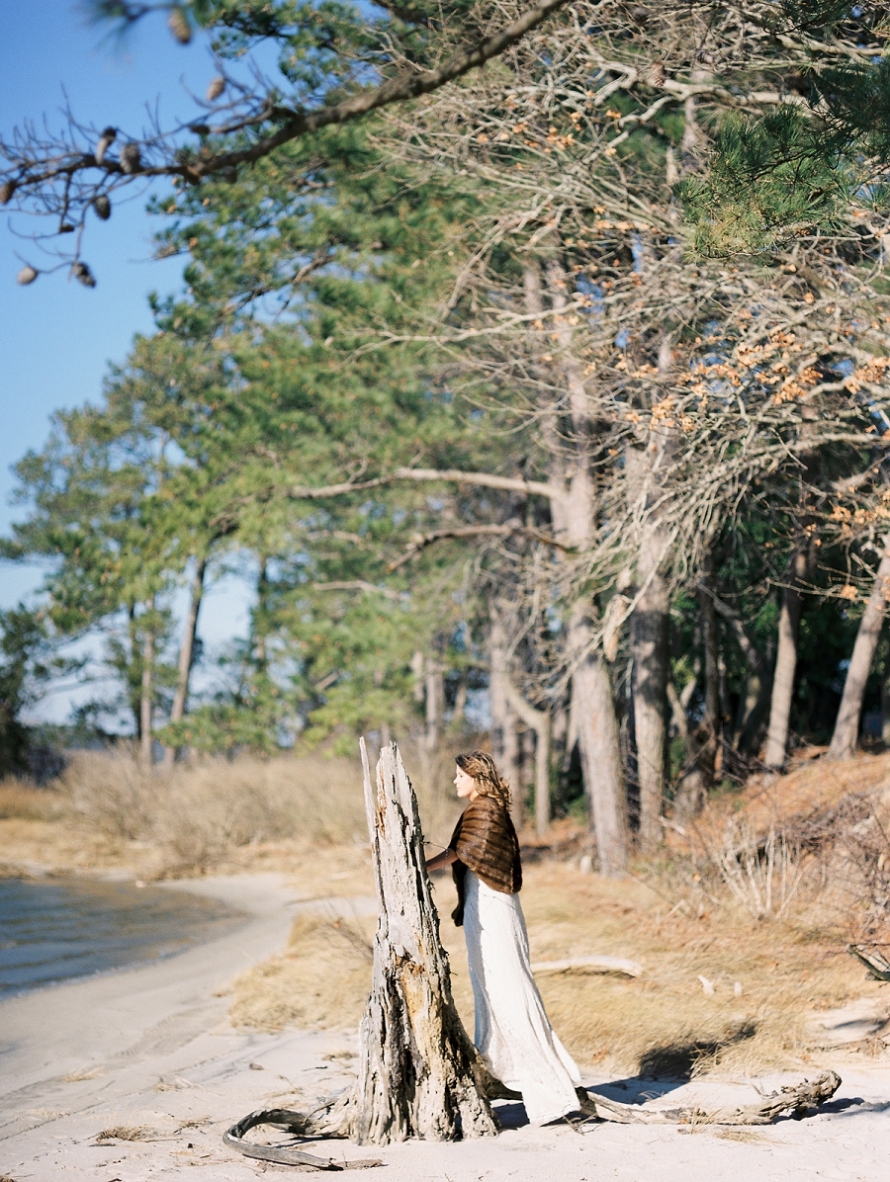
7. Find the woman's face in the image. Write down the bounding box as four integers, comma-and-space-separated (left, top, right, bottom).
454, 764, 477, 799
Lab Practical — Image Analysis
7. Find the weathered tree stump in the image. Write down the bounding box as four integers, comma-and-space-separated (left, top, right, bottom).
342, 739, 497, 1143
225, 740, 496, 1167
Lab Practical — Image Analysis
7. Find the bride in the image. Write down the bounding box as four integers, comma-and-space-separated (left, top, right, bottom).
426, 751, 581, 1125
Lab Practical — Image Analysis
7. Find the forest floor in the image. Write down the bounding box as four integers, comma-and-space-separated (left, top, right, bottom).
1, 748, 890, 1179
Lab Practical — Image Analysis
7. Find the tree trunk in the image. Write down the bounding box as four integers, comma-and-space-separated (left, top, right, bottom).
425, 655, 444, 752
139, 600, 154, 767
569, 601, 627, 875
489, 609, 523, 828
255, 557, 270, 669
500, 670, 552, 838
697, 573, 720, 790
763, 549, 807, 769
667, 678, 706, 820
162, 558, 206, 769
533, 256, 628, 873
881, 660, 890, 748
625, 442, 671, 851
631, 590, 669, 850
829, 535, 890, 760
345, 740, 498, 1143
412, 650, 425, 704
452, 674, 468, 728
624, 337, 675, 851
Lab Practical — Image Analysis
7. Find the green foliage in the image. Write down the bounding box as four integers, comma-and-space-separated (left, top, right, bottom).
680, 108, 849, 256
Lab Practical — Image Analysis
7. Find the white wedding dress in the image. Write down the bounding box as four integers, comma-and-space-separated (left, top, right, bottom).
462, 869, 581, 1125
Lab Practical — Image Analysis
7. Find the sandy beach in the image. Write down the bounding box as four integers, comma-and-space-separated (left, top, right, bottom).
2, 871, 889, 1182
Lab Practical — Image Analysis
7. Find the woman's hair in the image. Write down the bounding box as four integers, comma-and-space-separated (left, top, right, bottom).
455, 751, 512, 810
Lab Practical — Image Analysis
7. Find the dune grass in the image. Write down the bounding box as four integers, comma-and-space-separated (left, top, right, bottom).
228, 854, 888, 1078
0, 742, 461, 878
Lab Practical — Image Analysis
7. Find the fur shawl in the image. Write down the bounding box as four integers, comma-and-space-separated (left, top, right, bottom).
448, 795, 521, 927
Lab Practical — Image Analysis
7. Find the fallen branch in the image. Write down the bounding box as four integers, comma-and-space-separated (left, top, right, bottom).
580, 1070, 841, 1126
847, 944, 890, 982
222, 1109, 381, 1170
531, 955, 644, 978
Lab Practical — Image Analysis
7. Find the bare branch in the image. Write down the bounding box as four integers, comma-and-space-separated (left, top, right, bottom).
387, 521, 567, 572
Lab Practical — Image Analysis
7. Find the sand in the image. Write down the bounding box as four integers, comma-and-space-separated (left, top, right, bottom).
1, 872, 889, 1181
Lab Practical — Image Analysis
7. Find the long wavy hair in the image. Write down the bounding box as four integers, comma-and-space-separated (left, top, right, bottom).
455, 750, 512, 811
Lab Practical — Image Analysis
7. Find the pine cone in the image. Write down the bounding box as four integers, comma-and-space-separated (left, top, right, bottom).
95, 127, 117, 165
649, 61, 665, 88
93, 194, 111, 220
16, 265, 38, 285
120, 143, 141, 174
0, 179, 16, 205
206, 76, 226, 102
168, 7, 191, 45
71, 261, 97, 288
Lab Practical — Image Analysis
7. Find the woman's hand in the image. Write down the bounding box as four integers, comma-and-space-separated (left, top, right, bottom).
425, 849, 457, 873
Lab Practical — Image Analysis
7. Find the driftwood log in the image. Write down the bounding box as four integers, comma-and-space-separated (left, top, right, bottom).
224, 741, 844, 1169
579, 1070, 841, 1125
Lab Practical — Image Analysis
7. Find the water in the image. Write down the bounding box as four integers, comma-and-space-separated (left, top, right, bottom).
0, 877, 239, 996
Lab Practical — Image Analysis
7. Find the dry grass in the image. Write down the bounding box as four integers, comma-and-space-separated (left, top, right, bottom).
517, 863, 887, 1077
95, 1125, 151, 1142
0, 781, 64, 822
0, 744, 461, 879
229, 856, 889, 1079
6, 742, 890, 1082
689, 750, 890, 845
229, 910, 377, 1031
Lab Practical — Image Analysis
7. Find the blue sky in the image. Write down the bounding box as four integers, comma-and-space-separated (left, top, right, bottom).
0, 2, 252, 722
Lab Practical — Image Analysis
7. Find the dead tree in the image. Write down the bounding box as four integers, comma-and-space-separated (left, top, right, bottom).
829, 534, 890, 760
225, 741, 496, 1167
344, 740, 497, 1143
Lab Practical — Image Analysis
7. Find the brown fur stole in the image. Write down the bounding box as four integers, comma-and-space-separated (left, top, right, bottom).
448, 795, 521, 927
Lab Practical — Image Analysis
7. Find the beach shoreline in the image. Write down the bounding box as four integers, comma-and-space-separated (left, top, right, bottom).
1, 869, 888, 1181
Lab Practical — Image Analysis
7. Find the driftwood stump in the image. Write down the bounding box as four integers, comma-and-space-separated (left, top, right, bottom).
343, 739, 497, 1143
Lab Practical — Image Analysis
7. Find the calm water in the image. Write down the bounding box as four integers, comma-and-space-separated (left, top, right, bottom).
0, 878, 239, 996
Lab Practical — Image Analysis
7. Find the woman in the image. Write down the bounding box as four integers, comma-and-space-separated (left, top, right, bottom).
426, 751, 581, 1125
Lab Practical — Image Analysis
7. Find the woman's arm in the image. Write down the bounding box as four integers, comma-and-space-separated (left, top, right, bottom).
426, 848, 458, 873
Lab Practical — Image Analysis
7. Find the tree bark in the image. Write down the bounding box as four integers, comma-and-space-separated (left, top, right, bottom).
139, 599, 155, 767
763, 549, 808, 769
500, 670, 552, 837
162, 557, 206, 769
829, 535, 890, 760
625, 443, 671, 853
345, 740, 498, 1143
533, 257, 628, 873
569, 601, 627, 875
